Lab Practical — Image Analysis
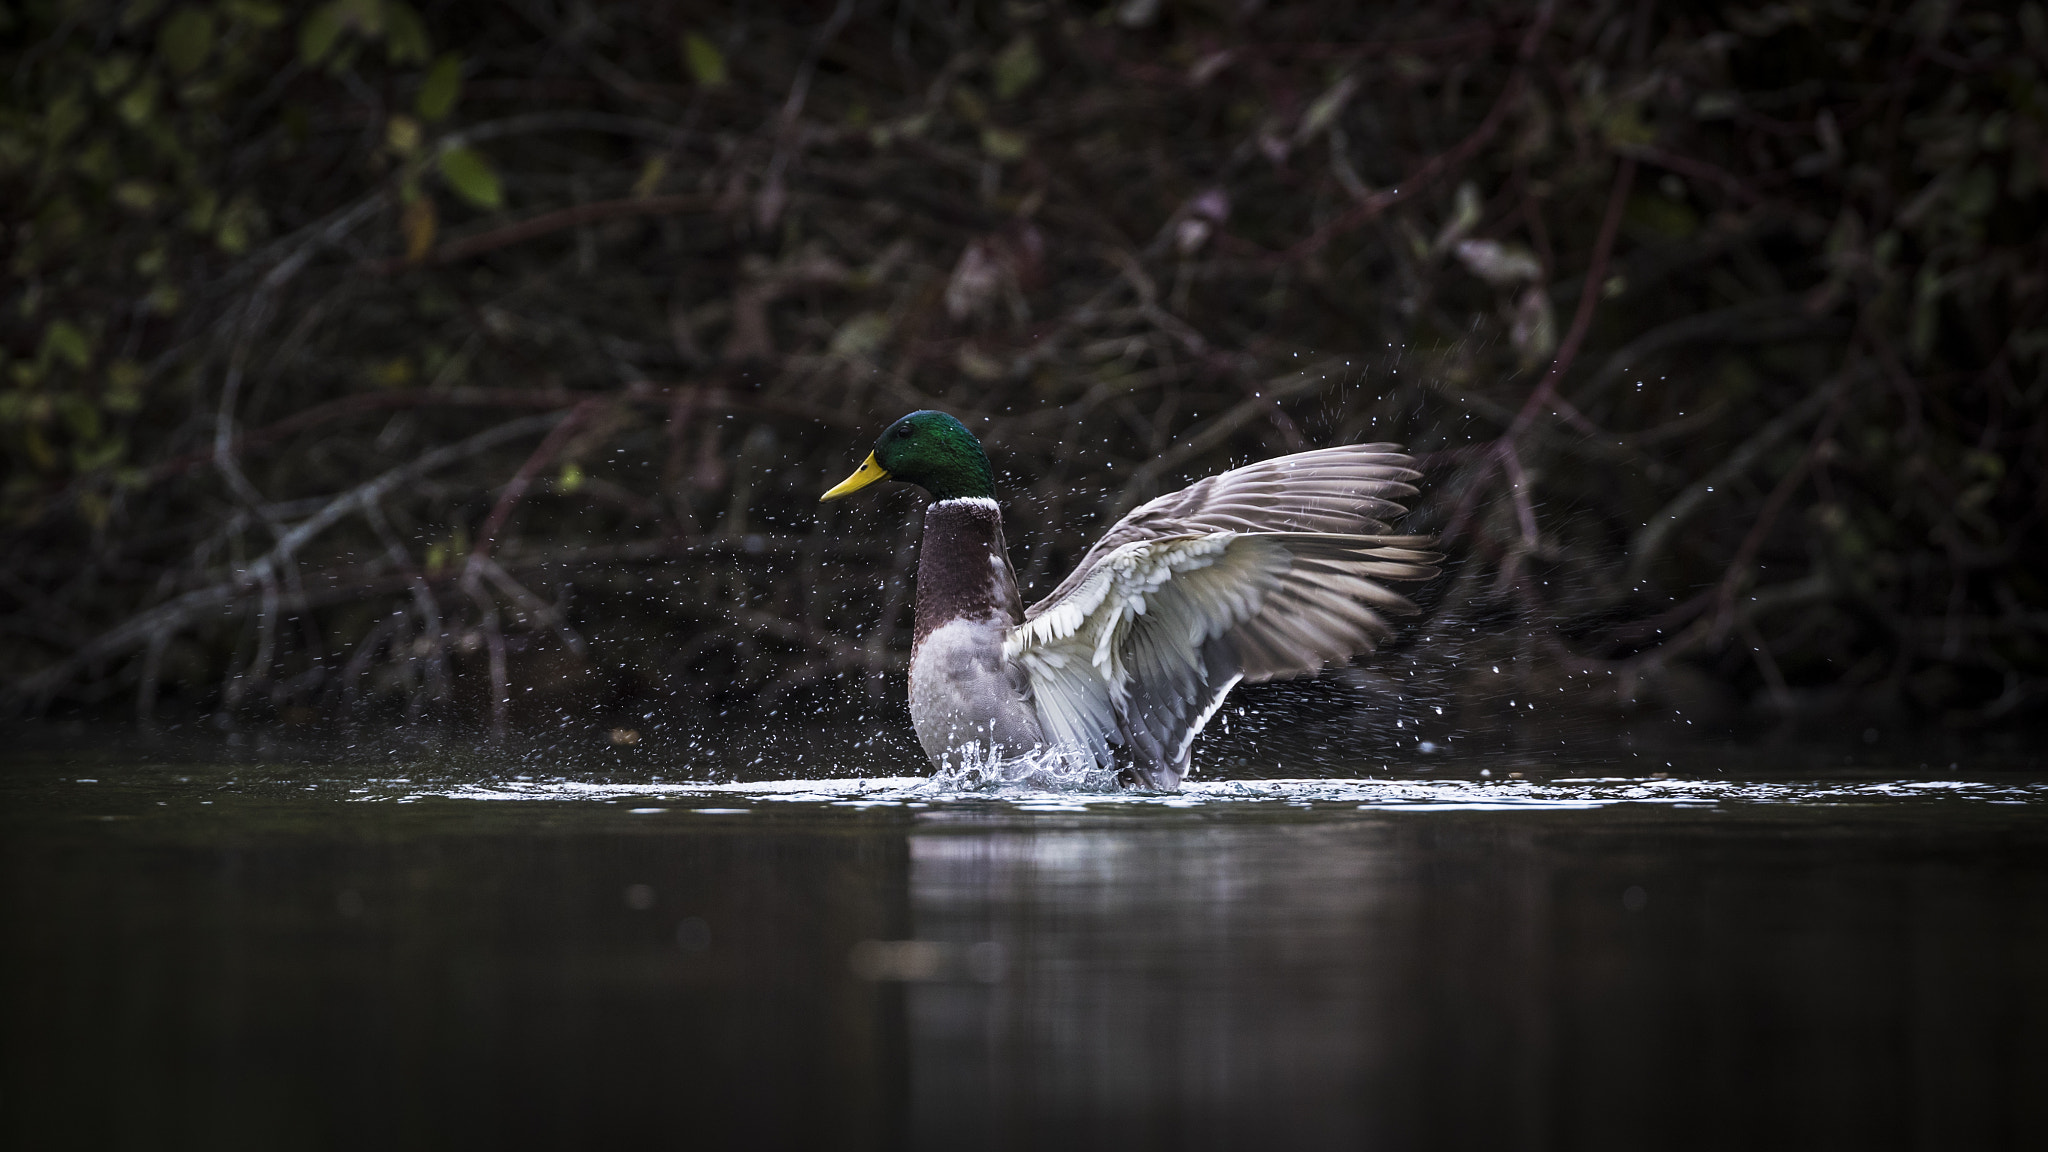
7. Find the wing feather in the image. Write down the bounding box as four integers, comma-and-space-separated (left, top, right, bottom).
1008, 445, 1438, 788
1007, 530, 1439, 788
1024, 444, 1427, 622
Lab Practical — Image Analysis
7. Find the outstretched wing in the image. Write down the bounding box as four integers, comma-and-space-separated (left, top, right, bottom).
1024, 443, 1423, 622
1005, 530, 1438, 788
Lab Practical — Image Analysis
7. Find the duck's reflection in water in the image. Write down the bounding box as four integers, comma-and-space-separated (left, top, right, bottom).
8, 776, 2046, 1150
890, 821, 1399, 1147
882, 813, 2048, 1151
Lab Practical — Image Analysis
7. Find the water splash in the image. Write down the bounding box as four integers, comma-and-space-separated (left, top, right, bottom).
921, 743, 1124, 795
389, 772, 2048, 812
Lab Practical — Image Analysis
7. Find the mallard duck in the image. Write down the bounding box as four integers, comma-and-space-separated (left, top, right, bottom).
821, 411, 1438, 789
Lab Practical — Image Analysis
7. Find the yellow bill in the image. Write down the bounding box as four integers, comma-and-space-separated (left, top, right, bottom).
821, 452, 890, 501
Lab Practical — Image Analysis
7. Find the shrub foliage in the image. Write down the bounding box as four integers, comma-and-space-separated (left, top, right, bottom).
3, 0, 2043, 731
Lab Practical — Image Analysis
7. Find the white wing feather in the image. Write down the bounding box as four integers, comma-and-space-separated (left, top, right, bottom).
1006, 443, 1438, 788
1006, 531, 1435, 786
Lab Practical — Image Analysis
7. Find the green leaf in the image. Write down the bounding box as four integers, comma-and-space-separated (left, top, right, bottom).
336, 0, 384, 36
298, 3, 345, 65
75, 437, 127, 472
105, 360, 147, 413
1953, 165, 1997, 219
828, 312, 891, 360
0, 132, 30, 175
92, 55, 138, 97
384, 1, 431, 65
74, 137, 116, 184
222, 1, 286, 29
184, 187, 219, 232
992, 35, 1041, 101
46, 92, 87, 146
1600, 102, 1658, 149
1297, 74, 1357, 140
683, 32, 727, 87
159, 7, 216, 76
401, 194, 437, 261
951, 86, 988, 125
369, 356, 415, 388
113, 180, 161, 213
1432, 181, 1482, 253
1962, 449, 2005, 481
416, 53, 462, 122
215, 195, 260, 253
116, 75, 158, 126
121, 0, 166, 32
43, 321, 94, 370
980, 127, 1027, 162
631, 154, 668, 198
385, 113, 421, 156
57, 393, 103, 441
1624, 193, 1698, 239
437, 145, 502, 209
299, 0, 383, 66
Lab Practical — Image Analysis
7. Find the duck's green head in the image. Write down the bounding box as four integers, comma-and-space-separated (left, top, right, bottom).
821, 410, 994, 502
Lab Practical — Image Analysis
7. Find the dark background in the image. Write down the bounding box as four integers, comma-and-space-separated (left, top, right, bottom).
4, 0, 2043, 740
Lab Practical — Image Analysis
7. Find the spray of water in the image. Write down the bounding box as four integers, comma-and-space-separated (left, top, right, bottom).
921, 742, 1125, 795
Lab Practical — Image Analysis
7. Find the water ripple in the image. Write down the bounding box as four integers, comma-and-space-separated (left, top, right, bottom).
384, 774, 2048, 811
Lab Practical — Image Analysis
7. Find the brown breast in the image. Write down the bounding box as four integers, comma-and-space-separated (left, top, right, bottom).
912, 498, 1023, 647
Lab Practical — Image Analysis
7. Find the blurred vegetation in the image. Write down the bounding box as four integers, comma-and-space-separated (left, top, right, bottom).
1, 0, 2042, 736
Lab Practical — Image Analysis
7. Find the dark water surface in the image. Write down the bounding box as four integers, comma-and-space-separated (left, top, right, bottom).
4, 731, 2046, 1151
